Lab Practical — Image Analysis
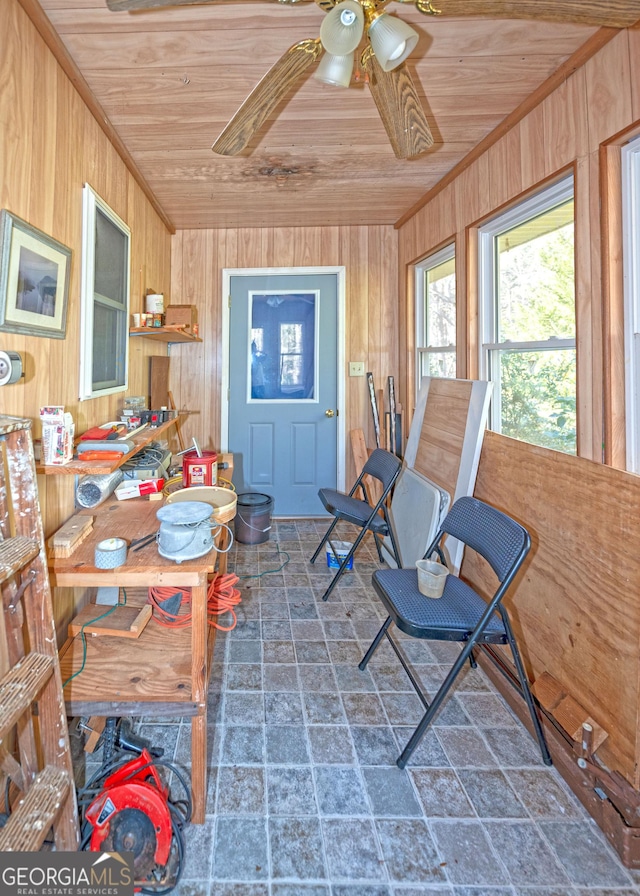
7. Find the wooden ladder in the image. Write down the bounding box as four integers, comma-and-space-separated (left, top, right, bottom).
0, 415, 79, 850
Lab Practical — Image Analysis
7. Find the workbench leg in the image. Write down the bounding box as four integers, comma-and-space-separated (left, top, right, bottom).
191, 712, 207, 823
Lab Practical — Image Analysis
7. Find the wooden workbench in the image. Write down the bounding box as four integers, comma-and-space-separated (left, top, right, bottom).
50, 496, 216, 824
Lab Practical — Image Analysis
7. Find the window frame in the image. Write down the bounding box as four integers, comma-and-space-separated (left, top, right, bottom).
414, 241, 456, 392
622, 134, 640, 473
79, 184, 131, 401
478, 174, 576, 443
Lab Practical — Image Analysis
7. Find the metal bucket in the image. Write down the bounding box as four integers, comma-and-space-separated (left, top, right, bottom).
235, 493, 273, 544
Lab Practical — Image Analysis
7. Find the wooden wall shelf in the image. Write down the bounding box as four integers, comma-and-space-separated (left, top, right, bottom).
37, 416, 181, 476
129, 326, 201, 344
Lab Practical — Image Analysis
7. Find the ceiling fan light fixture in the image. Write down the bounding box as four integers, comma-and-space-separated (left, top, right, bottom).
320, 0, 365, 56
314, 50, 355, 88
367, 13, 418, 72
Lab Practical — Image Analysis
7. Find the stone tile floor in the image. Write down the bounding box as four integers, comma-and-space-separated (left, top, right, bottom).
73, 518, 640, 895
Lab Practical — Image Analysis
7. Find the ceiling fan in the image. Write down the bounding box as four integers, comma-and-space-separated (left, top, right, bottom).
107, 0, 640, 160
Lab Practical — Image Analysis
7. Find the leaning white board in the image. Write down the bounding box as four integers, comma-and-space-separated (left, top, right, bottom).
399, 377, 492, 574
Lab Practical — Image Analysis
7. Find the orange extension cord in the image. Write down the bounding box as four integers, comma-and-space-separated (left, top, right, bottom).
147, 573, 242, 632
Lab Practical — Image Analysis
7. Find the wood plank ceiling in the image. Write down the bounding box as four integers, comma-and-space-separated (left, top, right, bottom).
37, 0, 600, 230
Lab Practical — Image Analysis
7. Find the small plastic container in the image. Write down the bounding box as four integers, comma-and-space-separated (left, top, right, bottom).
326, 541, 354, 570
416, 559, 449, 598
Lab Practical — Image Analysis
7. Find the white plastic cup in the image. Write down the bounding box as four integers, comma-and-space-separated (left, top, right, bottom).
416, 559, 449, 598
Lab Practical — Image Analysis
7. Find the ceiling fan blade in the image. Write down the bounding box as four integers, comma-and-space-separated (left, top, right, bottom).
363, 53, 433, 160
212, 39, 322, 156
404, 0, 640, 28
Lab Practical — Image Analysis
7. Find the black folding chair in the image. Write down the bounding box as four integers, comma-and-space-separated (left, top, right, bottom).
309, 448, 403, 602
359, 495, 552, 769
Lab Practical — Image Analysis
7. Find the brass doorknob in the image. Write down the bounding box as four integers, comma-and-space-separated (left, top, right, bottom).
325, 409, 335, 418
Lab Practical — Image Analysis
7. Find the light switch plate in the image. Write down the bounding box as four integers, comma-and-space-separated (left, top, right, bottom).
349, 361, 365, 377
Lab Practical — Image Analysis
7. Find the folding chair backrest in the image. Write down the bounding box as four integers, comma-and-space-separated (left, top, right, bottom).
438, 495, 529, 583
362, 448, 402, 492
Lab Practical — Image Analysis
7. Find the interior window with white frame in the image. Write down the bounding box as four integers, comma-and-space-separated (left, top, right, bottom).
622, 134, 640, 473
479, 175, 576, 454
415, 243, 456, 389
79, 184, 131, 400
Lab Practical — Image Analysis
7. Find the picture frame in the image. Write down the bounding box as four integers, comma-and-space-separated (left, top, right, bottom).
0, 210, 71, 339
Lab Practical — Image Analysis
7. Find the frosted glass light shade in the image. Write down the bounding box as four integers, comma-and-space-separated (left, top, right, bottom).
314, 51, 355, 87
320, 0, 365, 56
368, 13, 418, 71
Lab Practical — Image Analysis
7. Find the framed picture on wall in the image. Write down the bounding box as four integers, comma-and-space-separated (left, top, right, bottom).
0, 210, 71, 339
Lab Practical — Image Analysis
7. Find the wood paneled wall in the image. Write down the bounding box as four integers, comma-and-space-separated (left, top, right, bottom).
170, 226, 398, 486
396, 27, 640, 795
1, 0, 172, 543
466, 432, 640, 786
397, 27, 640, 467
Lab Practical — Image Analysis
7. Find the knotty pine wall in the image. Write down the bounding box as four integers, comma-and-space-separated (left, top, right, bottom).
170, 227, 398, 488
1, 0, 171, 601
397, 26, 640, 468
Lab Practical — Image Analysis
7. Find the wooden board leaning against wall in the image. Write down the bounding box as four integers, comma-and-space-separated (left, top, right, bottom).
463, 430, 640, 789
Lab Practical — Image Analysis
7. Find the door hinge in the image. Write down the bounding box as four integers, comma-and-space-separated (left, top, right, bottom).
228, 295, 231, 308
227, 388, 230, 402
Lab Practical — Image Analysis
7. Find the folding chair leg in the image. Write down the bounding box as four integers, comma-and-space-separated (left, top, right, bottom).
397, 638, 478, 769
320, 526, 370, 602
372, 533, 385, 563
359, 617, 392, 670
310, 517, 340, 564
501, 619, 552, 766
385, 522, 402, 569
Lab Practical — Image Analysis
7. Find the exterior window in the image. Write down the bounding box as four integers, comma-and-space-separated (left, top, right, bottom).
623, 134, 640, 472
415, 244, 456, 388
479, 176, 576, 454
79, 185, 130, 400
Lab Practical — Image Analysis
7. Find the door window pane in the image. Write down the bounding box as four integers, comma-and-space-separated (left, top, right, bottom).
249, 292, 317, 401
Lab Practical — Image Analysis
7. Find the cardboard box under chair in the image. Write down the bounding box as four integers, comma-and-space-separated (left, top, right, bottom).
165, 304, 198, 331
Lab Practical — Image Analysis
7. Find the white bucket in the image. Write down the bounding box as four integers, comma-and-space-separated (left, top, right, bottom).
145, 293, 164, 313
416, 559, 449, 598
326, 541, 353, 570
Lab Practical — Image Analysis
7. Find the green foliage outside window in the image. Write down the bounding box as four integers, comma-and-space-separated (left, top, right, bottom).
496, 213, 576, 454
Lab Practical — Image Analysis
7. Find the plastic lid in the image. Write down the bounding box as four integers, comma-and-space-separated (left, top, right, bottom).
156, 501, 214, 524
237, 493, 273, 507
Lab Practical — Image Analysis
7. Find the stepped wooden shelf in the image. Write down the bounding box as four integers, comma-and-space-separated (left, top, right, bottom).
129, 325, 201, 344
36, 415, 181, 476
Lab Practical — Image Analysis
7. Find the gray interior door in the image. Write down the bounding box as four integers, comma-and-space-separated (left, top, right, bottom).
228, 272, 338, 516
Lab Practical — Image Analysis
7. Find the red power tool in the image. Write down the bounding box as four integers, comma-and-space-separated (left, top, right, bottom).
84, 748, 183, 892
